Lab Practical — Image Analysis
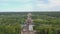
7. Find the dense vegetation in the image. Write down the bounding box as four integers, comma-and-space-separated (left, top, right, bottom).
0, 12, 60, 34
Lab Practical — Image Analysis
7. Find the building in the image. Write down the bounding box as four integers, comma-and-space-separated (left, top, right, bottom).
21, 13, 35, 34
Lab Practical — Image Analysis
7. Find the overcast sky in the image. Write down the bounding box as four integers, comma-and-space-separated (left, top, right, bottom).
0, 0, 60, 12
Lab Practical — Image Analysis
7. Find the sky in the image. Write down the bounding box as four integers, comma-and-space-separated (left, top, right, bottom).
0, 0, 60, 12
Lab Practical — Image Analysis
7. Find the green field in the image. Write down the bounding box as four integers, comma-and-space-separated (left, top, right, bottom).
0, 12, 60, 34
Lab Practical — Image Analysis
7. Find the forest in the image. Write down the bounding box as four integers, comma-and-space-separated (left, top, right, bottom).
0, 12, 60, 34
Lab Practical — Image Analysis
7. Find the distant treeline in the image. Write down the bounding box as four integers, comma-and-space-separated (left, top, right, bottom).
0, 12, 60, 17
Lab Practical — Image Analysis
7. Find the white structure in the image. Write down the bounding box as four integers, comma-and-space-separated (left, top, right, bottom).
29, 25, 33, 31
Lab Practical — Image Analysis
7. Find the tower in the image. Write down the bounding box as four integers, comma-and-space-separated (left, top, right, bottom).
21, 13, 34, 34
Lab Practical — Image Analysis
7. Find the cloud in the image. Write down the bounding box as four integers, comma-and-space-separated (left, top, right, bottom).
0, 3, 33, 11
34, 0, 60, 11
0, 0, 60, 11
48, 0, 60, 8
0, 0, 32, 3
47, 0, 60, 11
